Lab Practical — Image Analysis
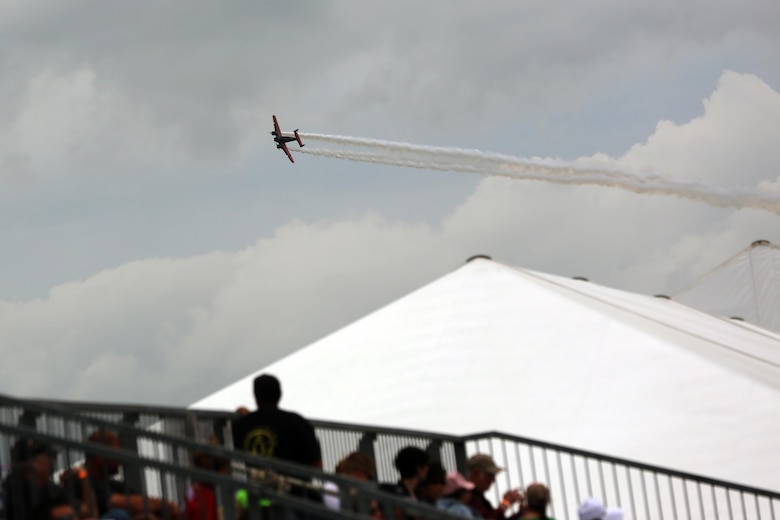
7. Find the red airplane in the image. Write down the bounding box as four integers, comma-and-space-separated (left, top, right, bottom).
270, 115, 304, 163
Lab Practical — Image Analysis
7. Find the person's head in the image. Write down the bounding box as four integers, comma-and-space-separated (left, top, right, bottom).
86, 430, 121, 476
466, 454, 502, 492
253, 374, 282, 407
417, 461, 446, 501
191, 434, 231, 475
578, 497, 607, 520
442, 471, 475, 503
525, 483, 551, 516
335, 451, 376, 481
31, 493, 77, 520
235, 406, 251, 416
394, 446, 430, 480
11, 438, 56, 486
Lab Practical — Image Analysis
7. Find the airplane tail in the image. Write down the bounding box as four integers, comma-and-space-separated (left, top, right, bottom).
294, 130, 304, 147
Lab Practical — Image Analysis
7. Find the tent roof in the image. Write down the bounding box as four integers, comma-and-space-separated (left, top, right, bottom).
672, 240, 780, 334
193, 257, 780, 491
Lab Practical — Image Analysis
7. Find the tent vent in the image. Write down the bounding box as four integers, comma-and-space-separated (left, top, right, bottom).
730, 316, 745, 321
654, 294, 671, 299
751, 239, 770, 247
572, 276, 589, 282
466, 255, 492, 263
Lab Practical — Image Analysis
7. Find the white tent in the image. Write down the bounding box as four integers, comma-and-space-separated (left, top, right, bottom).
672, 240, 780, 334
193, 257, 780, 492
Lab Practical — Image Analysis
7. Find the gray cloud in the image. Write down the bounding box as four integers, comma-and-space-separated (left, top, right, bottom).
1, 71, 778, 404
3, 1, 778, 161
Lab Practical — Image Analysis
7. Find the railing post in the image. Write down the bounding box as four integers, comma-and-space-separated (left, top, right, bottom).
358, 432, 377, 466
184, 411, 198, 440
213, 417, 228, 447
18, 410, 40, 429
453, 439, 468, 475
426, 439, 443, 462
119, 411, 144, 493
219, 484, 237, 520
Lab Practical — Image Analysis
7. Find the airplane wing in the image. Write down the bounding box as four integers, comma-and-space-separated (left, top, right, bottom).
272, 115, 282, 137
280, 142, 294, 163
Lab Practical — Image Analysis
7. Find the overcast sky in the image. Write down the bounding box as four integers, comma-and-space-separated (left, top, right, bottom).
1, 1, 779, 405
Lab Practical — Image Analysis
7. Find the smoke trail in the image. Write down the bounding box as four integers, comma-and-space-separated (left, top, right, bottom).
297, 134, 780, 215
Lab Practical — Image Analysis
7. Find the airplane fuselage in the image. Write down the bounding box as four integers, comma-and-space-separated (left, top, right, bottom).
271, 115, 303, 163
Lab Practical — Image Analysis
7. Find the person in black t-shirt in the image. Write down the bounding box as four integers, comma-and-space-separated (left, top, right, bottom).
232, 374, 322, 469
378, 446, 430, 500
416, 460, 446, 506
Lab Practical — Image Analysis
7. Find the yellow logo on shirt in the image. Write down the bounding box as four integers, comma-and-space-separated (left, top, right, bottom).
244, 428, 278, 456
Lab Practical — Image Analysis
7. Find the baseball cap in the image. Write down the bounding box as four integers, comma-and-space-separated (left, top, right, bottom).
466, 454, 503, 475
11, 438, 55, 463
443, 471, 475, 496
604, 507, 624, 520
578, 497, 606, 520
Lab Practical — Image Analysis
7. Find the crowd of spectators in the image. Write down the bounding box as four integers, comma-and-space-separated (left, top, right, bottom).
1, 374, 624, 520
1, 431, 180, 520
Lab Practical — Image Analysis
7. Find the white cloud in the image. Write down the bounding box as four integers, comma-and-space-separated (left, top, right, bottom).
0, 217, 458, 403
618, 71, 780, 185
2, 72, 779, 405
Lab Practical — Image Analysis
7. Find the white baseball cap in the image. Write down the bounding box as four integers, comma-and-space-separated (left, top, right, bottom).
578, 497, 606, 520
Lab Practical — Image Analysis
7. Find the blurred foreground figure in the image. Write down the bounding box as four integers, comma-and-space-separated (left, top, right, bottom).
2, 438, 70, 520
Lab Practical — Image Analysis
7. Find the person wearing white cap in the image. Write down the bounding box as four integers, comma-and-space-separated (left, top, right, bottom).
578, 497, 606, 520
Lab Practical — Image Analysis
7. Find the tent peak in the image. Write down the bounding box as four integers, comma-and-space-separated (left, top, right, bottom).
672, 239, 780, 333
465, 254, 492, 263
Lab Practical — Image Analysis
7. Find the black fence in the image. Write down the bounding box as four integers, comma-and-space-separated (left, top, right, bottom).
0, 394, 474, 520
13, 395, 780, 520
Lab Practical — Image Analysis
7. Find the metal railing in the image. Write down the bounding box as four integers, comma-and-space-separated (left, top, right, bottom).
16, 395, 780, 520
0, 394, 480, 520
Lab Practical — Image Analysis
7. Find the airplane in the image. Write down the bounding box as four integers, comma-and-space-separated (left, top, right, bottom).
270, 115, 304, 163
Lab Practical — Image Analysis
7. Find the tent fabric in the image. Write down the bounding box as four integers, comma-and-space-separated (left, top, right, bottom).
672, 240, 780, 334
192, 258, 780, 492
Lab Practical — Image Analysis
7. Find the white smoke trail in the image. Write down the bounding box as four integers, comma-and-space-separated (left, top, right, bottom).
297, 133, 780, 215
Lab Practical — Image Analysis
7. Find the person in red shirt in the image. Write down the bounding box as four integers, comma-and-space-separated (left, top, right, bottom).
185, 438, 230, 520
185, 481, 218, 520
